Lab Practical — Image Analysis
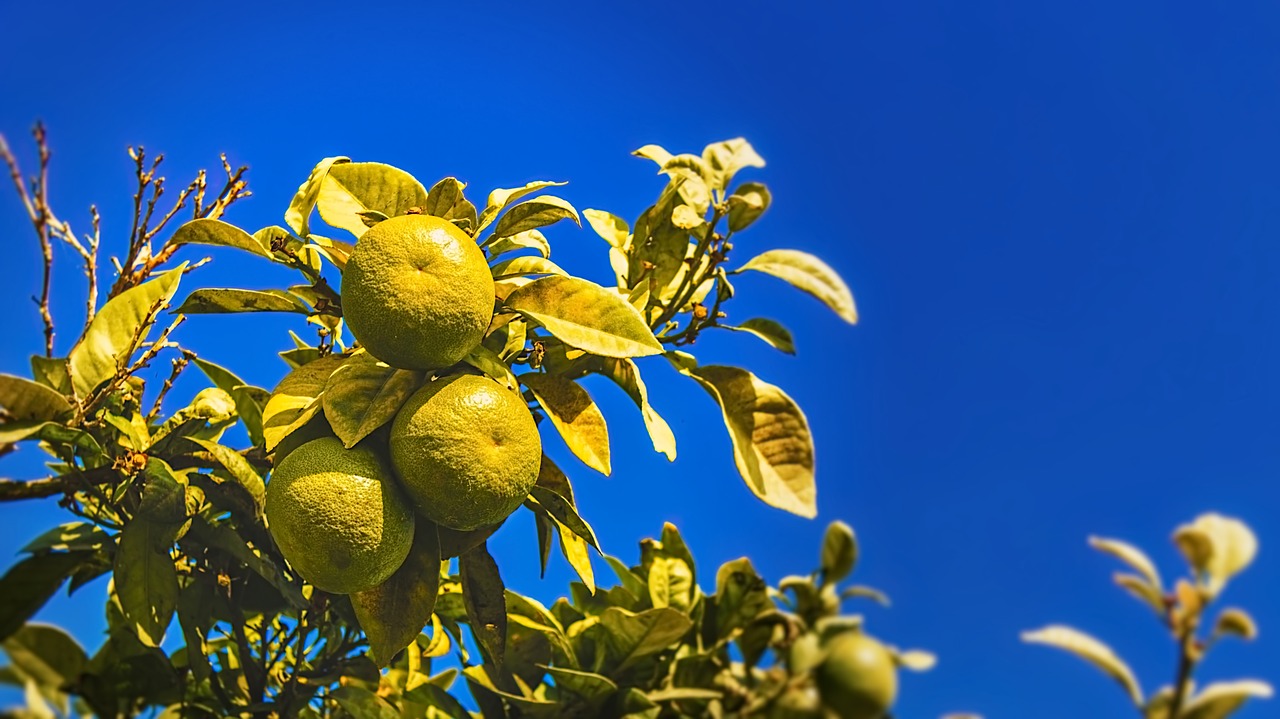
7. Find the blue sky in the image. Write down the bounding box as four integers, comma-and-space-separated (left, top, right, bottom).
2, 1, 1279, 717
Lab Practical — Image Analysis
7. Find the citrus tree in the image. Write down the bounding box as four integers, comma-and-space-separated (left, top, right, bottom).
0, 126, 946, 718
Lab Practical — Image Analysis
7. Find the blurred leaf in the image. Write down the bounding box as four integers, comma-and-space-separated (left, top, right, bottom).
0, 553, 90, 641
702, 138, 766, 190
735, 249, 856, 324
584, 209, 629, 249
542, 665, 616, 700
507, 276, 663, 358
1022, 625, 1143, 706
671, 205, 704, 230
262, 354, 345, 451
596, 357, 676, 461
714, 558, 769, 639
726, 182, 771, 232
461, 543, 507, 668
330, 685, 400, 719
322, 352, 422, 448
1112, 573, 1165, 615
68, 264, 186, 399
353, 519, 441, 666
0, 374, 71, 421
21, 523, 109, 555
170, 218, 272, 259
173, 288, 308, 315
821, 521, 858, 584
721, 318, 795, 355
647, 557, 693, 612
184, 438, 265, 514
491, 256, 567, 280
28, 356, 71, 395
404, 680, 472, 719
1212, 608, 1258, 642
478, 181, 568, 233
114, 519, 179, 646
2, 624, 86, 696
676, 363, 816, 518
1181, 680, 1273, 719
492, 196, 581, 238
286, 156, 349, 237
488, 229, 552, 259
895, 649, 937, 672
841, 585, 891, 606
1173, 513, 1257, 596
175, 581, 212, 682
598, 606, 693, 671
1089, 536, 1163, 591
316, 162, 428, 238
520, 373, 610, 475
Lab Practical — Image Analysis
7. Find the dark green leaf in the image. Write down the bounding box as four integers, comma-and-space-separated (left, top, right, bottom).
113, 519, 179, 646
21, 523, 110, 555
321, 352, 423, 448
330, 685, 399, 719
543, 665, 617, 700
0, 374, 71, 421
0, 553, 90, 641
184, 438, 265, 513
2, 624, 87, 693
173, 288, 308, 315
598, 607, 694, 671
170, 218, 272, 259
352, 519, 441, 667
460, 543, 507, 668
506, 276, 663, 358
713, 558, 769, 639
68, 265, 186, 399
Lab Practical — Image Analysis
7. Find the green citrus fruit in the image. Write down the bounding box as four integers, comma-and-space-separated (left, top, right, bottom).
767, 686, 827, 719
341, 214, 494, 370
815, 632, 897, 719
265, 436, 415, 594
389, 373, 540, 530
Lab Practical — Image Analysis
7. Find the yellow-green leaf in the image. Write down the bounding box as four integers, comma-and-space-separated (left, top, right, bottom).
1089, 536, 1163, 591
736, 249, 857, 324
0, 374, 71, 421
821, 521, 857, 584
322, 353, 423, 448
424, 177, 478, 231
506, 276, 663, 358
721, 318, 796, 355
1173, 513, 1258, 596
1212, 608, 1258, 642
316, 162, 428, 238
1181, 680, 1273, 719
488, 230, 551, 259
726, 182, 771, 232
597, 607, 693, 671
583, 209, 629, 249
477, 181, 568, 233
596, 357, 675, 461
262, 355, 345, 451
677, 363, 816, 518
174, 288, 308, 315
1022, 625, 1143, 706
894, 649, 937, 672
170, 218, 272, 259
520, 373, 610, 476
632, 144, 674, 167
286, 156, 349, 237
353, 519, 441, 667
702, 138, 766, 191
68, 264, 186, 399
114, 520, 180, 646
491, 195, 580, 239
490, 256, 567, 281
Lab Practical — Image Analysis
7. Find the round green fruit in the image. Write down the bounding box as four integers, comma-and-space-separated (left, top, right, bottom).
815, 632, 897, 719
768, 686, 827, 719
340, 214, 494, 370
265, 436, 415, 594
390, 373, 540, 531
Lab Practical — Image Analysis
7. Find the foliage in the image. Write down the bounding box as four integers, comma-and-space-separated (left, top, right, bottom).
1024, 513, 1270, 718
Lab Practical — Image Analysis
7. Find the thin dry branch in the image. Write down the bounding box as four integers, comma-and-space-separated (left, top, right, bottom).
1, 125, 57, 356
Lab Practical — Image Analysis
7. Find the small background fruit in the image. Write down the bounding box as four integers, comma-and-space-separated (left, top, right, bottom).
815, 632, 897, 719
265, 436, 415, 594
390, 373, 540, 530
340, 214, 494, 370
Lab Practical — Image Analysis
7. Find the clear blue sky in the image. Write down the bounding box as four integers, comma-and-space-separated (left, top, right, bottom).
2, 1, 1278, 717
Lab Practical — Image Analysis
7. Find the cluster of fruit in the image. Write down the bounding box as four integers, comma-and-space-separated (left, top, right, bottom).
265, 214, 538, 594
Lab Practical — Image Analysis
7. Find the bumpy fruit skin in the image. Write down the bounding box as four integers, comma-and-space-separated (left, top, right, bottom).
390, 374, 540, 530
265, 437, 415, 594
341, 214, 494, 370
815, 632, 897, 719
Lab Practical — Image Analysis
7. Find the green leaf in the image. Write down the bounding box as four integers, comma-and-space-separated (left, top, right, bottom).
1173, 513, 1258, 597
330, 685, 400, 719
721, 318, 796, 355
488, 229, 552, 259
186, 519, 306, 609
594, 357, 676, 461
606, 556, 649, 601
671, 204, 705, 230
491, 195, 581, 238
714, 558, 769, 639
460, 542, 507, 668
528, 487, 601, 554
353, 519, 441, 667
702, 138, 766, 191
68, 264, 186, 399
28, 356, 71, 395
506, 276, 663, 358
321, 353, 423, 448
261, 354, 346, 451
2, 624, 87, 694
726, 182, 771, 232
192, 357, 267, 446
461, 345, 519, 394
1212, 608, 1258, 642
736, 249, 857, 324
1089, 536, 1162, 591
598, 607, 694, 671
316, 162, 428, 238
184, 438, 265, 514
21, 523, 110, 555
632, 144, 674, 167
821, 521, 858, 584
520, 373, 610, 475
286, 156, 349, 237
1022, 625, 1143, 706
173, 288, 308, 315
0, 553, 90, 642
0, 374, 71, 421
478, 181, 568, 233
543, 665, 617, 700
841, 585, 891, 606
169, 218, 272, 259
647, 556, 693, 612
583, 209, 630, 248
490, 256, 567, 280
114, 519, 180, 646
677, 363, 817, 518
1181, 680, 1273, 719
424, 177, 479, 231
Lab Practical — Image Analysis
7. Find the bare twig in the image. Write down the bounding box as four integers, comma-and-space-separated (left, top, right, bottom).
1, 125, 57, 355
148, 348, 195, 421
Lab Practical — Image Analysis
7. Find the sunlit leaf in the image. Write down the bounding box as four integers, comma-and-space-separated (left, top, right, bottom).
736, 249, 856, 324
632, 144, 674, 167
322, 353, 422, 448
28, 356, 71, 395
583, 209, 629, 248
520, 372, 611, 475
821, 521, 858, 584
506, 276, 663, 358
721, 318, 796, 355
895, 649, 937, 672
262, 354, 346, 452
173, 288, 308, 315
114, 519, 180, 646
462, 345, 519, 393
702, 138, 766, 190
726, 182, 771, 232
1181, 680, 1273, 719
1113, 573, 1165, 615
490, 195, 581, 239
1173, 513, 1258, 596
0, 374, 71, 421
529, 486, 601, 553
488, 229, 551, 259
1089, 536, 1163, 591
491, 256, 567, 280
170, 218, 272, 259
841, 585, 891, 606
68, 264, 186, 399
184, 438, 265, 514
192, 357, 267, 446
477, 181, 568, 233
598, 607, 694, 671
596, 357, 676, 461
286, 156, 349, 237
20, 523, 109, 555
353, 519, 441, 667
316, 162, 429, 238
1212, 608, 1258, 642
1022, 625, 1143, 706
424, 177, 479, 231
